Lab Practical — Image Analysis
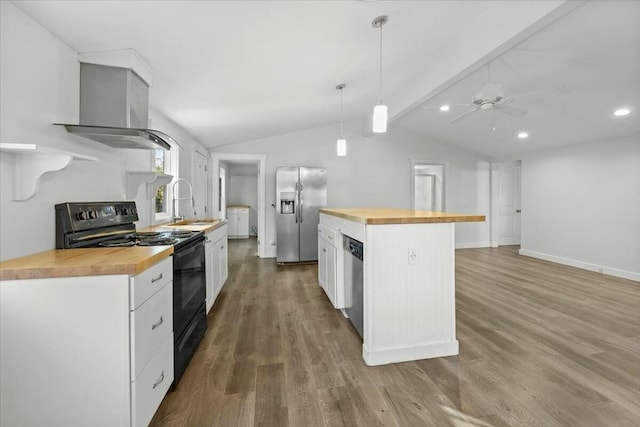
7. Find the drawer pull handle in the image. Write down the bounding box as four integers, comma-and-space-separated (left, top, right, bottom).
152, 371, 165, 389
151, 273, 163, 283
151, 316, 164, 330
323, 248, 326, 253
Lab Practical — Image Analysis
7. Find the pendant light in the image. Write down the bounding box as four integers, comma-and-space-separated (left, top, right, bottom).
336, 84, 347, 156
372, 15, 388, 133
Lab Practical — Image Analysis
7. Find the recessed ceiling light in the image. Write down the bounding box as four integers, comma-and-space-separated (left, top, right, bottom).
613, 108, 630, 116
517, 132, 529, 139
439, 105, 450, 111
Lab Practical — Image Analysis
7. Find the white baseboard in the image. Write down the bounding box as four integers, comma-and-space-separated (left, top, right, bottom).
518, 249, 640, 282
455, 241, 491, 249
363, 340, 459, 366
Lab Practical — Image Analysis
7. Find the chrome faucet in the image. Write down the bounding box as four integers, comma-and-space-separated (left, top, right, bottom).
171, 178, 194, 222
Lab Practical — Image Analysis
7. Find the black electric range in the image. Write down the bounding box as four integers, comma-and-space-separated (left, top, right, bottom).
55, 201, 203, 250
55, 201, 207, 387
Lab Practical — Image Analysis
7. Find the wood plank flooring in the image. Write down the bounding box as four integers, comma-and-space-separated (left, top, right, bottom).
150, 240, 640, 426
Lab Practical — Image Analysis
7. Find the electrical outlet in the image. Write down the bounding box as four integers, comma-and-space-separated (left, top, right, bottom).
408, 249, 417, 265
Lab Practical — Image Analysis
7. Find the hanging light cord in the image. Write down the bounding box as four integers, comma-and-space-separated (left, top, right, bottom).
340, 87, 345, 138
378, 22, 383, 104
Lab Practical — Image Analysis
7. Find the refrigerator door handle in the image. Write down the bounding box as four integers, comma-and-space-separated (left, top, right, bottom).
295, 182, 299, 223
300, 183, 304, 223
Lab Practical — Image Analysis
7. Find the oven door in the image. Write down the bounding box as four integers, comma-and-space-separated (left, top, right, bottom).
173, 236, 206, 339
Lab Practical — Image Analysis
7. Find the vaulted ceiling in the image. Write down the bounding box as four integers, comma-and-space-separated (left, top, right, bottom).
12, 1, 640, 157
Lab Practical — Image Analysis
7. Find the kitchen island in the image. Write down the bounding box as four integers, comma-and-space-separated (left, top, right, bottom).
319, 208, 484, 366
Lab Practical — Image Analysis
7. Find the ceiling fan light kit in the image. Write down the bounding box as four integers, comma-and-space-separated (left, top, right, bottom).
372, 15, 388, 134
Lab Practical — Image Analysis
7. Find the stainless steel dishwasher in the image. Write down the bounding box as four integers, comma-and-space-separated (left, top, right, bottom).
343, 235, 364, 338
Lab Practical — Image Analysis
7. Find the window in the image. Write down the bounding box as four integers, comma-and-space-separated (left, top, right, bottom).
153, 149, 178, 223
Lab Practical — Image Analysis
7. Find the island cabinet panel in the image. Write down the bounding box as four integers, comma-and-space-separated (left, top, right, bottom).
0, 257, 174, 427
363, 222, 458, 365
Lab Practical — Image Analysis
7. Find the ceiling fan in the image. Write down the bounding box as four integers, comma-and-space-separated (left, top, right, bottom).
424, 64, 566, 128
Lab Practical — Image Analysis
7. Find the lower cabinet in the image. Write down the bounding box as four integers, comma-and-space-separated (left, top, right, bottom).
318, 224, 339, 308
0, 258, 174, 427
227, 207, 249, 239
205, 223, 229, 313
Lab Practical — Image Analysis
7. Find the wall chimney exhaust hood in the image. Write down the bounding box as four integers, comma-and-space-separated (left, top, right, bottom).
58, 63, 176, 151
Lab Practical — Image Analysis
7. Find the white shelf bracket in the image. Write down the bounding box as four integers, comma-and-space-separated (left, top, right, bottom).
0, 143, 99, 201
126, 171, 173, 199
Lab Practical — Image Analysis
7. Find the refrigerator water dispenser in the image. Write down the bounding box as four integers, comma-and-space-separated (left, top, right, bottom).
280, 192, 295, 214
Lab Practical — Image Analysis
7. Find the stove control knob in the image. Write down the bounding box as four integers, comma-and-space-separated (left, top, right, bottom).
89, 210, 98, 219
76, 211, 87, 220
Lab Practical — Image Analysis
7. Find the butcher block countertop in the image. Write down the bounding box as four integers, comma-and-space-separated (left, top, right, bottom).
0, 246, 173, 281
0, 219, 226, 281
320, 208, 485, 225
138, 219, 226, 234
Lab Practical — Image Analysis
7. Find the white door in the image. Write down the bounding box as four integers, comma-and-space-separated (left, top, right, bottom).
219, 166, 226, 220
193, 151, 207, 218
497, 161, 521, 245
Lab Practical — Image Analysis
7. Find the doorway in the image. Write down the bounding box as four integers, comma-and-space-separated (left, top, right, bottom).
411, 161, 447, 211
210, 153, 266, 258
491, 161, 522, 246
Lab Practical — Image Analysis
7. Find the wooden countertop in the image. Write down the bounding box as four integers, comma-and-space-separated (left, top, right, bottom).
0, 246, 173, 281
0, 219, 226, 281
138, 219, 226, 234
320, 208, 485, 225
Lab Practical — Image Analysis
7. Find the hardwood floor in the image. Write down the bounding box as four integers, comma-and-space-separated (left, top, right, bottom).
150, 240, 640, 426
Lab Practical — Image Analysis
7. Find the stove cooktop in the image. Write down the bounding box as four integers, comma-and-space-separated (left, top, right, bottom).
96, 230, 196, 248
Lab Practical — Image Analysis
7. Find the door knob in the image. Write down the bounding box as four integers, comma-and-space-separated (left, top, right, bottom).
516, 209, 522, 213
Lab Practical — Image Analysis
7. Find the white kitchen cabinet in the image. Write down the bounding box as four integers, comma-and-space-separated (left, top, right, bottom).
227, 206, 249, 239
318, 223, 341, 308
0, 258, 174, 427
205, 223, 228, 313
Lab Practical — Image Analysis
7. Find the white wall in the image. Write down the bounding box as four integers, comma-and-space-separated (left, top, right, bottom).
0, 2, 205, 261
212, 121, 492, 258
519, 135, 640, 281
228, 175, 258, 235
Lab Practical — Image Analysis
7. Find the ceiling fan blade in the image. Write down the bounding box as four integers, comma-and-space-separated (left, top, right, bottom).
494, 104, 527, 117
448, 108, 479, 123
502, 86, 569, 103
423, 103, 474, 110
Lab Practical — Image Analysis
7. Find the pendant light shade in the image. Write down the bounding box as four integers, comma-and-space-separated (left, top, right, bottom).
372, 15, 388, 134
336, 83, 347, 157
373, 104, 388, 133
336, 138, 347, 156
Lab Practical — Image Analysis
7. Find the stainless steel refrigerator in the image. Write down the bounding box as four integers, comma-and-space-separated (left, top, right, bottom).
276, 167, 327, 263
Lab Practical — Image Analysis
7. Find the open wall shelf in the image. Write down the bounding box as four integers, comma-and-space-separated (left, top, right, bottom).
0, 143, 100, 201
126, 171, 173, 199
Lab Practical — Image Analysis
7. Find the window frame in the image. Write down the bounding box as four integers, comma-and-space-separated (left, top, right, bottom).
152, 149, 179, 224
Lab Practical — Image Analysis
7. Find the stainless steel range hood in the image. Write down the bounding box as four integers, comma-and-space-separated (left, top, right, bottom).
58, 63, 175, 150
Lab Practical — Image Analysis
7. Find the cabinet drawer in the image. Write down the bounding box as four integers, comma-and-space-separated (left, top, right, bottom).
207, 223, 228, 243
318, 224, 339, 247
130, 282, 173, 380
130, 258, 172, 310
131, 334, 174, 427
